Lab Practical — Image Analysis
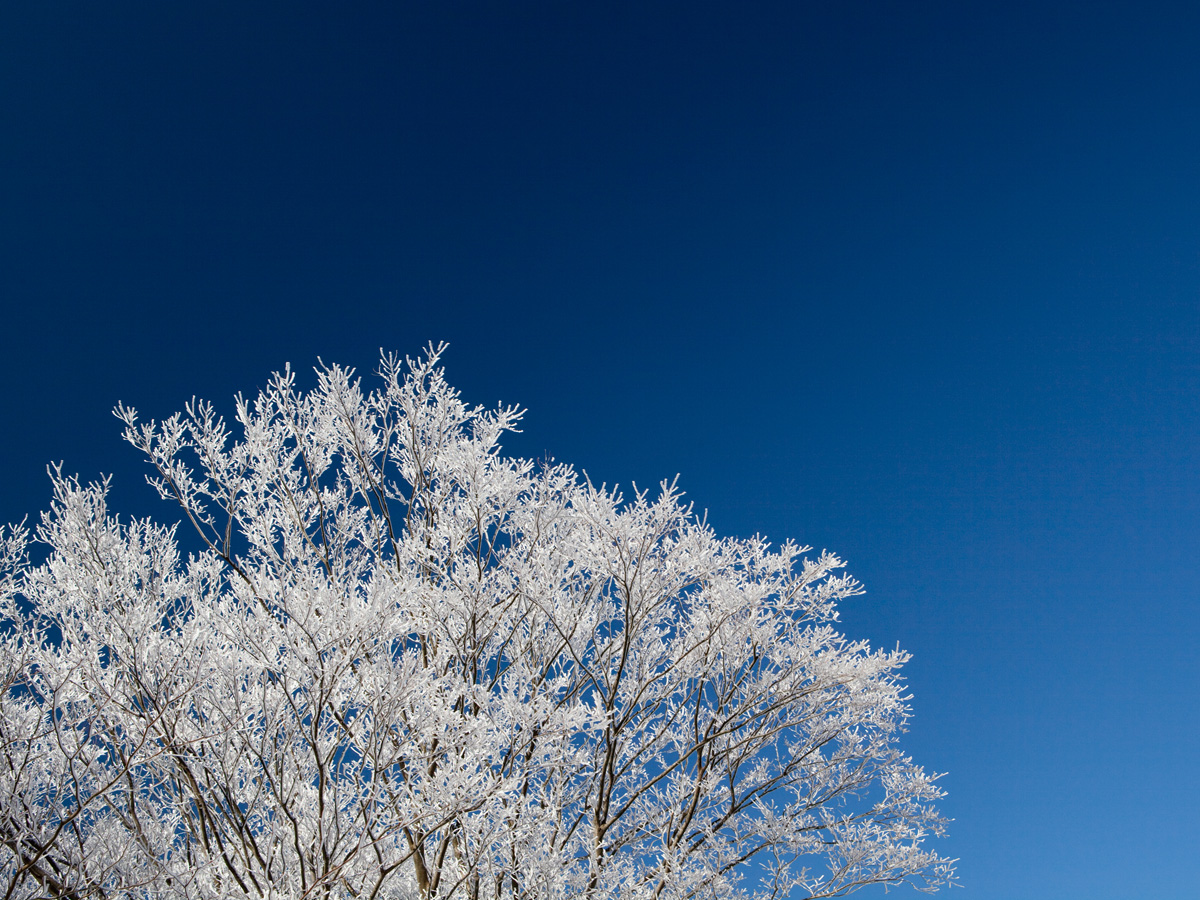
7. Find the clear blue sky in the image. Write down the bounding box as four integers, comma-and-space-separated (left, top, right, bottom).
1, 3, 1197, 896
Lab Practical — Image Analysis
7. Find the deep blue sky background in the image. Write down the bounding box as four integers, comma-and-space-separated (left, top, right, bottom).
2, 2, 1198, 896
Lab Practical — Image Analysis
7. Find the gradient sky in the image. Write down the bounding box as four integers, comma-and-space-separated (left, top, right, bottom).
2, 3, 1198, 897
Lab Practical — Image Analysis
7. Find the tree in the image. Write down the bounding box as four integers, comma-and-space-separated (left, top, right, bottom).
0, 345, 953, 900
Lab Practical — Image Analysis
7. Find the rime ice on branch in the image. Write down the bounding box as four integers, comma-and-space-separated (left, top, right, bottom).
0, 344, 953, 899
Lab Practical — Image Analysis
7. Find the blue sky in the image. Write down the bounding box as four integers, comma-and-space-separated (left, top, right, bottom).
1, 3, 1198, 896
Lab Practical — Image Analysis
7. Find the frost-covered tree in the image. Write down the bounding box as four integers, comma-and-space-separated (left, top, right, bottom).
0, 345, 952, 900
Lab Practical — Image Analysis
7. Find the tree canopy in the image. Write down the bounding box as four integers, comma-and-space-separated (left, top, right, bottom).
0, 346, 952, 899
